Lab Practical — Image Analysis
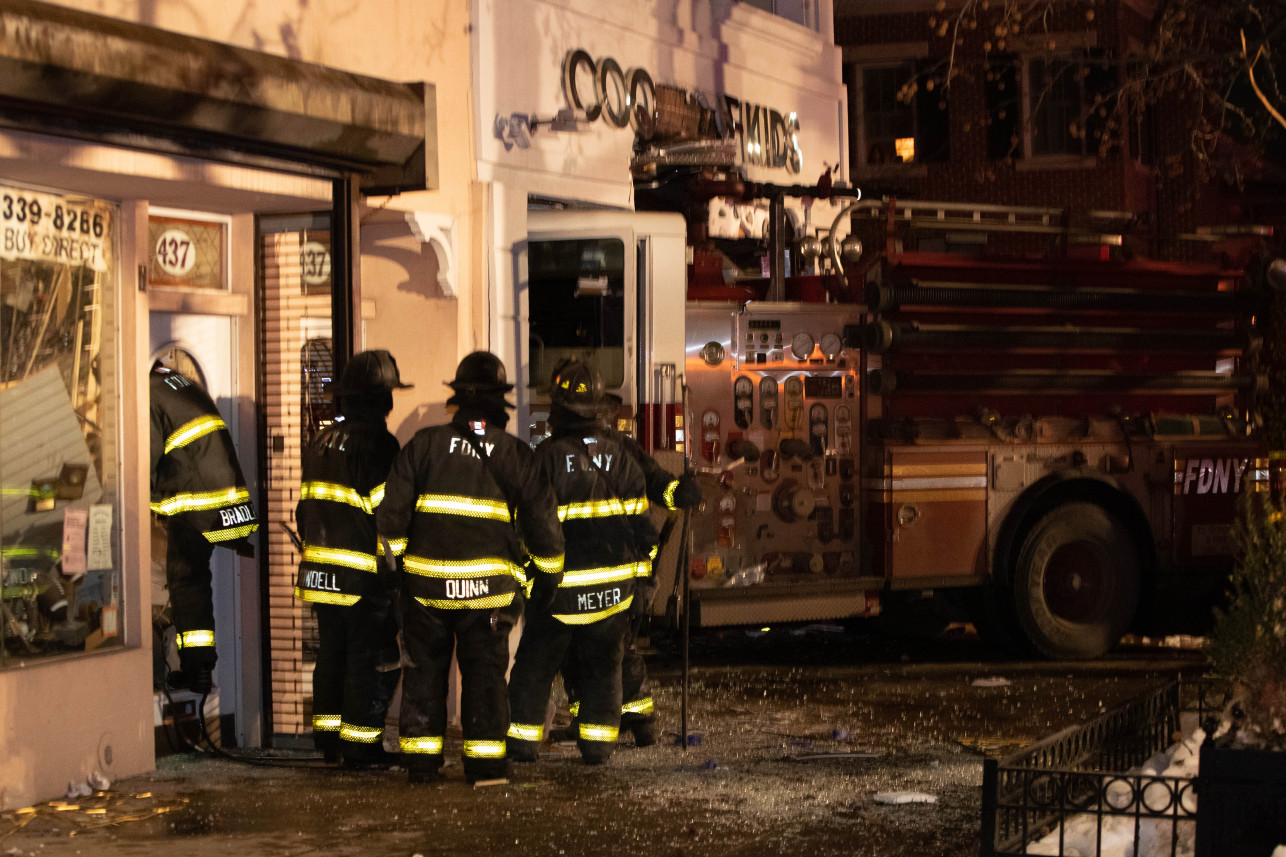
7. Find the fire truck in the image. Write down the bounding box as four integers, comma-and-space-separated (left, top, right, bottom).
521, 186, 1270, 659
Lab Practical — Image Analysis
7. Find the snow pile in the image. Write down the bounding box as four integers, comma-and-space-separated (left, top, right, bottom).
1022, 728, 1205, 857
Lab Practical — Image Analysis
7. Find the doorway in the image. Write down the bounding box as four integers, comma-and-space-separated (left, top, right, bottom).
148, 313, 255, 747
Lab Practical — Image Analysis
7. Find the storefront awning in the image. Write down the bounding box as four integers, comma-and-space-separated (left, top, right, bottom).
0, 0, 432, 193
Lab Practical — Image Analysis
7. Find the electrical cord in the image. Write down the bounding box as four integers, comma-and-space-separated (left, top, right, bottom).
191, 690, 335, 768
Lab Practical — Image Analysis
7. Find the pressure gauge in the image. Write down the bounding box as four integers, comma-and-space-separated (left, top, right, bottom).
820, 332, 844, 361
700, 340, 726, 366
790, 331, 816, 361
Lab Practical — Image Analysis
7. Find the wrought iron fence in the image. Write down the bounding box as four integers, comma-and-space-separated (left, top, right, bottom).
980, 679, 1231, 857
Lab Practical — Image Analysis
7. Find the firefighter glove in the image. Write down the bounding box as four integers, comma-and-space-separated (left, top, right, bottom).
528, 573, 560, 614
673, 475, 703, 509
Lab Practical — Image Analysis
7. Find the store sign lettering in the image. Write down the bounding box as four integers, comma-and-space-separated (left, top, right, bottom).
0, 189, 112, 271
560, 49, 803, 174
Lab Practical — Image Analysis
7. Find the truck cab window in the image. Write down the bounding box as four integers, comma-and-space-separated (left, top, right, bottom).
528, 237, 626, 390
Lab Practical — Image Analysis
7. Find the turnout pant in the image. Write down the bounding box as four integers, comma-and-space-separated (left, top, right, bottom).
562, 579, 657, 741
311, 597, 401, 763
398, 598, 514, 781
164, 517, 218, 673
508, 609, 628, 763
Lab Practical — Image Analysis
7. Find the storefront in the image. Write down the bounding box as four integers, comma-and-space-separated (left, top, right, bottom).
0, 0, 441, 810
471, 0, 849, 425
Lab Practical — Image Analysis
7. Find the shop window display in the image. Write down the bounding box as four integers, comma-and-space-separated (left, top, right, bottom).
0, 184, 120, 666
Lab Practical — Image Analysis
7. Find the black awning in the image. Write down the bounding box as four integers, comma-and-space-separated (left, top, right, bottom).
0, 0, 431, 192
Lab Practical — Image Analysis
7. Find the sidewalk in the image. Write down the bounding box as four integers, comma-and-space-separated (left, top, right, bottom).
1, 632, 1202, 857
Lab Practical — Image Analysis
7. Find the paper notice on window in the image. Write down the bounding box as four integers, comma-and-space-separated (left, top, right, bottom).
62, 508, 89, 576
87, 504, 114, 570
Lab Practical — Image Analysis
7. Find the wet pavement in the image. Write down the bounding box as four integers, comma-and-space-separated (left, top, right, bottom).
1, 626, 1207, 857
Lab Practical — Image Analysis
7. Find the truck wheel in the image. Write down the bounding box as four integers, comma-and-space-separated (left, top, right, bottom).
1011, 502, 1139, 660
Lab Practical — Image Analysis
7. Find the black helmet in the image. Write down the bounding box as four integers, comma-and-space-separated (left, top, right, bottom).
550, 358, 604, 418
332, 350, 413, 397
447, 351, 514, 395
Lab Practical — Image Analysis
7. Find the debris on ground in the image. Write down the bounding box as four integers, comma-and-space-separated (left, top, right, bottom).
873, 791, 938, 805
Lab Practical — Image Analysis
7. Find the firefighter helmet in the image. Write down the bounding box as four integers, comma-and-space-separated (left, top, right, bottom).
447, 351, 514, 395
331, 350, 413, 397
550, 358, 604, 418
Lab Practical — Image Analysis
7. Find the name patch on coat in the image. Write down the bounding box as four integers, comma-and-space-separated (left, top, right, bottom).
219, 504, 255, 526
446, 579, 490, 599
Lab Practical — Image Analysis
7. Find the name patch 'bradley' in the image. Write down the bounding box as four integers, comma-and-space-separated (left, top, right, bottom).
219, 504, 256, 526
577, 587, 622, 612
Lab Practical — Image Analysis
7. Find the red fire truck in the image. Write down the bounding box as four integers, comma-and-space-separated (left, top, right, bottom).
522, 189, 1270, 659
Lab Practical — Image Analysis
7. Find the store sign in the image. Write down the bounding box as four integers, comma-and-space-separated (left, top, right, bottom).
0, 187, 112, 271
560, 49, 803, 174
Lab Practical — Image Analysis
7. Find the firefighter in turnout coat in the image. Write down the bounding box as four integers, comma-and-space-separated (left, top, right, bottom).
377, 351, 564, 784
557, 392, 701, 748
294, 350, 410, 768
508, 359, 694, 765
150, 365, 258, 695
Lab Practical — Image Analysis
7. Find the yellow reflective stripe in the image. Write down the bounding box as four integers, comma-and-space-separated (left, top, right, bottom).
568, 702, 580, 717
578, 723, 619, 742
623, 697, 654, 716
151, 486, 252, 516
554, 595, 634, 625
403, 556, 521, 579
379, 537, 407, 557
294, 587, 361, 606
340, 723, 383, 744
205, 523, 258, 542
164, 415, 227, 454
369, 482, 386, 509
400, 736, 443, 755
558, 496, 649, 521
530, 553, 564, 574
415, 593, 515, 610
313, 714, 341, 732
302, 544, 378, 574
416, 494, 510, 521
662, 479, 680, 510
462, 739, 506, 759
300, 481, 375, 513
559, 563, 647, 587
177, 630, 215, 649
507, 723, 544, 742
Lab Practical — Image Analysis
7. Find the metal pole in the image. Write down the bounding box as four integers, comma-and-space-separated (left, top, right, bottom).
679, 379, 693, 751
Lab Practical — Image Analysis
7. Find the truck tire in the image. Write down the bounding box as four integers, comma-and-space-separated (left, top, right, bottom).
1011, 502, 1139, 660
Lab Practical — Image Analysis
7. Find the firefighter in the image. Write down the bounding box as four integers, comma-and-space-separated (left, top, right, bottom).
376, 351, 564, 785
150, 364, 258, 696
507, 359, 700, 765
556, 391, 700, 748
294, 350, 410, 769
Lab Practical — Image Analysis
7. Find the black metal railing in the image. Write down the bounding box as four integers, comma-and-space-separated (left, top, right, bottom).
980, 679, 1230, 857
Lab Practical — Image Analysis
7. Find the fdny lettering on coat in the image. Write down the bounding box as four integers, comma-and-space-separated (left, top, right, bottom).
1174, 458, 1250, 494
219, 504, 255, 526
446, 579, 490, 599
577, 588, 621, 612
565, 453, 613, 473
448, 437, 495, 458
304, 570, 341, 591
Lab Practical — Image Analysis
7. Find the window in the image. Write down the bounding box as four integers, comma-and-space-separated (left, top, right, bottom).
528, 237, 626, 391
987, 50, 1117, 159
738, 0, 816, 30
848, 60, 950, 168
1, 184, 122, 667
